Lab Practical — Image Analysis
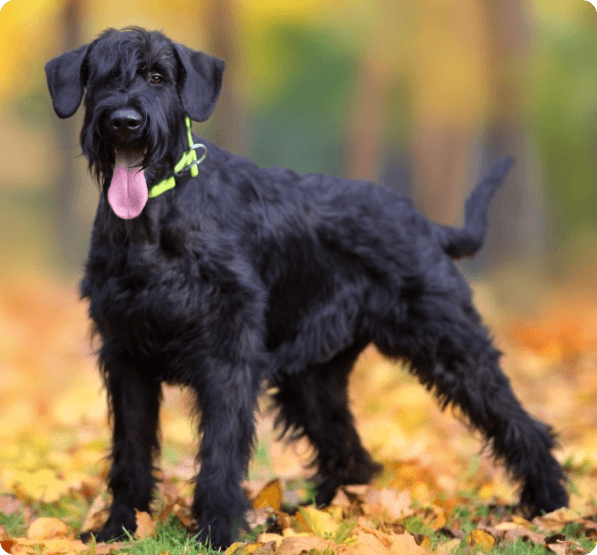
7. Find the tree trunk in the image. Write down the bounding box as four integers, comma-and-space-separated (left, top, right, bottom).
202, 0, 248, 157
53, 0, 83, 271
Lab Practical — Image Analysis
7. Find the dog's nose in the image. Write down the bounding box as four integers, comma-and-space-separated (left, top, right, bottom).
110, 109, 143, 132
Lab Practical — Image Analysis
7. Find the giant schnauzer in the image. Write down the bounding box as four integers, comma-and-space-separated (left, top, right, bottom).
45, 27, 568, 549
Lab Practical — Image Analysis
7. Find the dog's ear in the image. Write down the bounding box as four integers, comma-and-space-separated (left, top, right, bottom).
174, 45, 225, 122
45, 44, 89, 119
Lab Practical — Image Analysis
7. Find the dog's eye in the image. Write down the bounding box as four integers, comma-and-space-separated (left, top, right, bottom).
150, 74, 163, 84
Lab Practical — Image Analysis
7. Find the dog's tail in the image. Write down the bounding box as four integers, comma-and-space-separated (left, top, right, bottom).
435, 156, 514, 259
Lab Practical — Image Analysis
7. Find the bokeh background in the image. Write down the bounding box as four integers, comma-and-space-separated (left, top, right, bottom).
1, 0, 596, 531
3, 0, 597, 276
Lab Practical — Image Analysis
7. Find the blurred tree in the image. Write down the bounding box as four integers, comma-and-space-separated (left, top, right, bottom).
202, 0, 249, 156
407, 0, 491, 227
479, 0, 548, 268
247, 23, 354, 176
53, 0, 84, 270
344, 0, 403, 181
529, 0, 597, 249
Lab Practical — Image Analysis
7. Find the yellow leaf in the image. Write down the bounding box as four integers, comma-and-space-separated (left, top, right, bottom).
412, 482, 431, 502
467, 529, 496, 551
295, 506, 340, 538
225, 542, 246, 554
327, 505, 343, 520
13, 469, 67, 503
252, 478, 282, 510
26, 517, 68, 540
478, 483, 494, 500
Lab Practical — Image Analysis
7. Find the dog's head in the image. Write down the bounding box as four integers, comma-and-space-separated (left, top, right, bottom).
45, 27, 224, 217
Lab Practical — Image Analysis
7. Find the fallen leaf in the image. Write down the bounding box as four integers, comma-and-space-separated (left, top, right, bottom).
80, 492, 109, 534
172, 503, 194, 528
467, 529, 496, 551
539, 508, 582, 532
135, 510, 156, 539
253, 479, 283, 511
491, 522, 545, 545
257, 532, 284, 546
295, 506, 340, 537
438, 538, 461, 553
354, 529, 394, 555
388, 531, 430, 554
419, 504, 447, 530
12, 538, 89, 554
379, 488, 414, 520
26, 517, 69, 540
225, 542, 246, 554
276, 536, 338, 555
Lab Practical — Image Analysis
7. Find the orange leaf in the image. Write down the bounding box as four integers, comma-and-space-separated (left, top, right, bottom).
135, 510, 156, 539
26, 517, 68, 540
252, 479, 282, 511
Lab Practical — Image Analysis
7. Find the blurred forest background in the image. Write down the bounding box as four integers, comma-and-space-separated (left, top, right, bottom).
2, 0, 597, 276
1, 0, 597, 551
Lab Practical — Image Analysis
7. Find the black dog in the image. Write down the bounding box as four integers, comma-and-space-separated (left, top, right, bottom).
45, 27, 568, 549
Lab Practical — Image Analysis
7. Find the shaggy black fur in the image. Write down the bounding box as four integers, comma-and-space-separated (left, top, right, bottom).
45, 27, 568, 549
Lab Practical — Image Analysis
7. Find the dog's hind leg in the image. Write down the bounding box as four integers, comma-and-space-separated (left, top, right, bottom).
83, 351, 162, 542
272, 340, 382, 507
374, 289, 568, 517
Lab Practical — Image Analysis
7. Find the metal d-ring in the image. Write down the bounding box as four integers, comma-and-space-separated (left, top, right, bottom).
175, 143, 207, 176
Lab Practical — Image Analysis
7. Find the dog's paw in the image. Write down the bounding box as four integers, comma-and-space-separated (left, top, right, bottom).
519, 480, 569, 518
80, 509, 137, 543
193, 519, 235, 551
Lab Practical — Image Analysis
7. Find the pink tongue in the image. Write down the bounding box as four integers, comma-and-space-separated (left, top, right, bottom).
107, 164, 148, 219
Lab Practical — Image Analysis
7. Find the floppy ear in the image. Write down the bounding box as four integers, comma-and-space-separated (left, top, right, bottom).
45, 44, 89, 118
174, 44, 225, 122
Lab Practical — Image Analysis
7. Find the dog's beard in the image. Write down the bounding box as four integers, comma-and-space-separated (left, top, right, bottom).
82, 97, 187, 219
107, 148, 148, 219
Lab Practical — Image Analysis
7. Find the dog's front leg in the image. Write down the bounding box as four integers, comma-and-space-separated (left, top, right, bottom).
82, 354, 162, 543
191, 358, 261, 550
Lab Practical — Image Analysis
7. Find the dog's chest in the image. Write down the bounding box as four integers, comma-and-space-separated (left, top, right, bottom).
83, 243, 207, 352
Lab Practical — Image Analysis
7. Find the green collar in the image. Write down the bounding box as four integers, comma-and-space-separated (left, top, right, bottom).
148, 116, 207, 199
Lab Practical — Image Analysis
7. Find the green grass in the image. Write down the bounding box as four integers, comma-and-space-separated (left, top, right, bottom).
83, 517, 223, 555
0, 511, 25, 537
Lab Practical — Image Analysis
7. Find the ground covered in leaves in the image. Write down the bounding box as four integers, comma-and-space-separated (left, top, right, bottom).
0, 271, 596, 554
